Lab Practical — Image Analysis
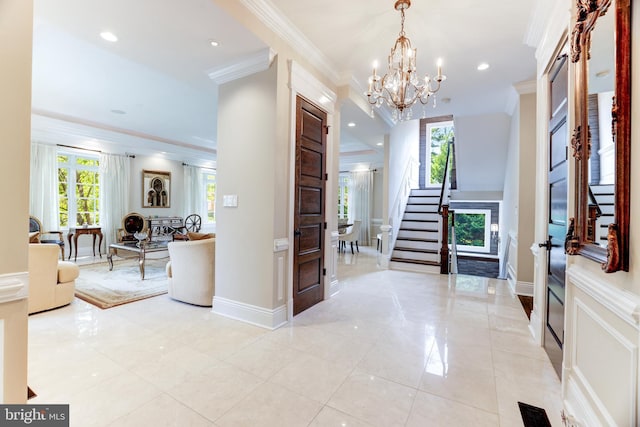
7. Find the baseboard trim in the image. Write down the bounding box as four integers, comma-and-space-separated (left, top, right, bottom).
515, 281, 534, 296
329, 278, 341, 297
212, 296, 287, 330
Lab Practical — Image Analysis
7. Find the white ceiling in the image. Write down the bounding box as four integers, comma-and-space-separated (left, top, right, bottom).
31, 0, 538, 170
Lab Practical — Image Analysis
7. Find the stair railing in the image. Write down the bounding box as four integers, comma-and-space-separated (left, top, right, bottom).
388, 157, 419, 253
438, 138, 454, 274
587, 185, 603, 243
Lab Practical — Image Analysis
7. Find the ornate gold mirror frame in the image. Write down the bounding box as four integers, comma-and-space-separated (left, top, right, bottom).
570, 0, 631, 272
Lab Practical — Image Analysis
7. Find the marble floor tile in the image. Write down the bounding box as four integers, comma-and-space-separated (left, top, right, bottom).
269, 353, 353, 404
25, 245, 562, 427
327, 370, 416, 427
108, 393, 214, 427
308, 406, 374, 427
406, 391, 500, 427
215, 382, 322, 427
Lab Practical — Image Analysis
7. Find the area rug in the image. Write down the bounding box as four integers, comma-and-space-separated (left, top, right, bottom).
74, 258, 168, 309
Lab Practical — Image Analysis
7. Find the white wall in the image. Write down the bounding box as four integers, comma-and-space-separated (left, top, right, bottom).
372, 168, 384, 220
516, 93, 536, 285
454, 113, 511, 192
0, 0, 32, 403
215, 63, 278, 313
502, 104, 520, 240
502, 90, 537, 291
387, 120, 419, 238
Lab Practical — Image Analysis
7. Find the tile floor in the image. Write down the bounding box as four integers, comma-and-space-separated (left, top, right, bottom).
28, 246, 562, 426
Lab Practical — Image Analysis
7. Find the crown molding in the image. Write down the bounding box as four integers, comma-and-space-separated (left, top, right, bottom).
239, 0, 341, 85
505, 79, 537, 116
207, 48, 276, 84
289, 60, 337, 114
514, 80, 538, 95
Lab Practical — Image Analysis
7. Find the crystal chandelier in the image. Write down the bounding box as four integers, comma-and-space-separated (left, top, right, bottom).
367, 0, 446, 121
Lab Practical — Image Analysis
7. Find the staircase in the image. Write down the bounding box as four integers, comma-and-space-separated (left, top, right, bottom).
591, 184, 614, 245
390, 188, 441, 273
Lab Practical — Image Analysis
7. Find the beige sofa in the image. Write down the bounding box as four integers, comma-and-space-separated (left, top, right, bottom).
166, 238, 215, 306
28, 243, 79, 314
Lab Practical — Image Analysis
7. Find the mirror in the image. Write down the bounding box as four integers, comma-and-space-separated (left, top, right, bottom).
570, 0, 631, 272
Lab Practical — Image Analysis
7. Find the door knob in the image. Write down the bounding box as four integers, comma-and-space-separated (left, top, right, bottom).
538, 240, 552, 250
294, 229, 301, 236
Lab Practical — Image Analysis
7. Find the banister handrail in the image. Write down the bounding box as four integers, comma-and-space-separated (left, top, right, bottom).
437, 137, 454, 273
587, 185, 603, 218
438, 138, 454, 214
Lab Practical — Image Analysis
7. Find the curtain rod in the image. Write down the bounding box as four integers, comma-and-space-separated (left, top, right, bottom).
56, 144, 101, 153
339, 169, 378, 173
182, 162, 216, 171
56, 144, 136, 158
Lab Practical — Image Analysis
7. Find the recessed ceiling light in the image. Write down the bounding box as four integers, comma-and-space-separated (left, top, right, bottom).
377, 142, 383, 146
441, 97, 451, 104
595, 69, 610, 78
477, 63, 490, 71
110, 109, 126, 115
347, 122, 356, 127
100, 31, 118, 42
209, 40, 219, 47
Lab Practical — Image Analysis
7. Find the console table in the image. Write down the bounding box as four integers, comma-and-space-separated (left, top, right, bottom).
68, 226, 103, 261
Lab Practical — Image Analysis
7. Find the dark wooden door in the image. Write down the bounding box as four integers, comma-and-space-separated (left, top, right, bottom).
293, 96, 327, 315
544, 53, 568, 377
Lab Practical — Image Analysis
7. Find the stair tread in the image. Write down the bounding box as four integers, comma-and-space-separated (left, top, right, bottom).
390, 258, 440, 266
399, 228, 439, 232
395, 237, 439, 243
394, 247, 438, 254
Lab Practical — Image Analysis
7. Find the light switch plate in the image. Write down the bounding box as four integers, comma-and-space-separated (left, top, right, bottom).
223, 194, 238, 207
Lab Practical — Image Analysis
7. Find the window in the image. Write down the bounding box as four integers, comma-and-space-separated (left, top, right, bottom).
450, 209, 491, 253
204, 172, 216, 223
427, 121, 454, 186
338, 173, 350, 219
57, 154, 100, 228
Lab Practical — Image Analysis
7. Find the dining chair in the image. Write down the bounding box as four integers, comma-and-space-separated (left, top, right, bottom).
338, 220, 362, 254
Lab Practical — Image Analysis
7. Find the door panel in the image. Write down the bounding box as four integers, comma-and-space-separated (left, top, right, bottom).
293, 96, 327, 315
544, 53, 568, 377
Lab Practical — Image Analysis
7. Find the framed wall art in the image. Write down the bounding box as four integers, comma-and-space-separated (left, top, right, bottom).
142, 170, 171, 208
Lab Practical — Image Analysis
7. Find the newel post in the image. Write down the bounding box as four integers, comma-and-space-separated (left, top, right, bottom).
379, 224, 392, 268
440, 205, 449, 274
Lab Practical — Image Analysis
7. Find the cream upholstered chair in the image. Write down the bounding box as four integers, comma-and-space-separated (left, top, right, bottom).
339, 220, 362, 254
165, 237, 215, 306
28, 243, 79, 314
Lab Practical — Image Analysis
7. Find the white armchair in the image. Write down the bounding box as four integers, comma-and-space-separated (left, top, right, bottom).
166, 238, 215, 306
339, 220, 362, 254
28, 243, 79, 314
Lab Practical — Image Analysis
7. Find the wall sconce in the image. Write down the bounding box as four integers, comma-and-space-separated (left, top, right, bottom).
490, 223, 499, 241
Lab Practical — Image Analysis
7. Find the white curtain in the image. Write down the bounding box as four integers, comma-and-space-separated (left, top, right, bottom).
350, 170, 373, 245
29, 142, 59, 230
183, 165, 204, 217
99, 154, 130, 246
